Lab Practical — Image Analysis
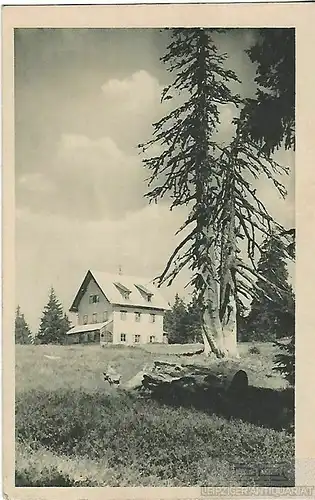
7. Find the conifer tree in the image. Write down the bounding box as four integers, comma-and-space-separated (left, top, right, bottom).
15, 305, 32, 344
186, 298, 203, 343
274, 335, 295, 386
164, 294, 203, 344
246, 233, 295, 341
241, 28, 295, 154
140, 28, 289, 358
240, 29, 295, 381
164, 294, 190, 344
37, 288, 71, 344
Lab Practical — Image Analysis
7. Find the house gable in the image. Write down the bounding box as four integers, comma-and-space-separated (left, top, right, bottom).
77, 276, 112, 326
69, 270, 111, 312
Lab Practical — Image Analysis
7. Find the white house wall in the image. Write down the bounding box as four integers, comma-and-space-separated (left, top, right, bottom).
112, 305, 164, 345
77, 277, 113, 325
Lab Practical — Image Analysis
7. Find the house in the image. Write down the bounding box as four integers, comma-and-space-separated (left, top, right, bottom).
66, 270, 170, 346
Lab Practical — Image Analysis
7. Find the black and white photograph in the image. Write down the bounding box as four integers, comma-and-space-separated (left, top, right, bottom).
9, 15, 298, 491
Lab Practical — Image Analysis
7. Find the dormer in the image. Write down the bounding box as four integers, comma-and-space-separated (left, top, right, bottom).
114, 282, 132, 300
135, 284, 154, 303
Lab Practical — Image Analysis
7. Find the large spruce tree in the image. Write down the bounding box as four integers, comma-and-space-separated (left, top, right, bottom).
140, 28, 289, 358
246, 233, 295, 341
37, 288, 71, 344
15, 305, 32, 344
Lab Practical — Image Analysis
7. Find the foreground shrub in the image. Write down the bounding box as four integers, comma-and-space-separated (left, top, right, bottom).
16, 389, 294, 486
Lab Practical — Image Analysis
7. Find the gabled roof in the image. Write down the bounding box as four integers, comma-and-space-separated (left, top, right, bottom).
69, 270, 170, 312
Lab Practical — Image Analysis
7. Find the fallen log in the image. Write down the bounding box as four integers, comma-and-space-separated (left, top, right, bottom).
122, 359, 248, 400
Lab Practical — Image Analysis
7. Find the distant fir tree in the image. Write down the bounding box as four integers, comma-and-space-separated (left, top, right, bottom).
164, 294, 191, 344
246, 232, 295, 341
235, 298, 248, 342
15, 305, 32, 344
186, 298, 203, 343
37, 288, 71, 344
61, 313, 72, 341
164, 294, 203, 344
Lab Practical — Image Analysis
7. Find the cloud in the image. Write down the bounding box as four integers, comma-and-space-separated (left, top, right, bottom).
101, 70, 163, 118
17, 133, 148, 221
16, 203, 189, 331
16, 70, 167, 221
18, 173, 55, 193
99, 70, 167, 152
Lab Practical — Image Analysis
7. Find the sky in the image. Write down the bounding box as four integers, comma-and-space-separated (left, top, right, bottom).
15, 28, 295, 332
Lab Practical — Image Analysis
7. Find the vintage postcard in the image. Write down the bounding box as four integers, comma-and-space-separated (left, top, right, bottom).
2, 3, 315, 499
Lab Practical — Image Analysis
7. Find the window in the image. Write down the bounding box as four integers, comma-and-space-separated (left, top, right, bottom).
89, 295, 100, 304
103, 311, 109, 322
120, 333, 126, 342
120, 310, 127, 320
92, 313, 98, 324
135, 312, 141, 322
150, 314, 156, 323
149, 335, 155, 343
83, 314, 88, 325
134, 334, 141, 343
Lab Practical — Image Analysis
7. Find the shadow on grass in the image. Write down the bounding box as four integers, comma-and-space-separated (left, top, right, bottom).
148, 383, 294, 432
15, 469, 96, 487
16, 469, 75, 487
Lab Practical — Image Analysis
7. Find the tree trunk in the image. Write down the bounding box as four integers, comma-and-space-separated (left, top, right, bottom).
203, 281, 238, 359
201, 243, 226, 358
221, 291, 239, 358
218, 166, 239, 359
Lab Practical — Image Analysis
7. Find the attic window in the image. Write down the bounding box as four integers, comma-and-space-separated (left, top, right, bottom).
114, 282, 131, 300
89, 295, 100, 304
135, 284, 154, 302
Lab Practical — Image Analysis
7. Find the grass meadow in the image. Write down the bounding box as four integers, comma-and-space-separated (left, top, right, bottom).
15, 342, 294, 487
